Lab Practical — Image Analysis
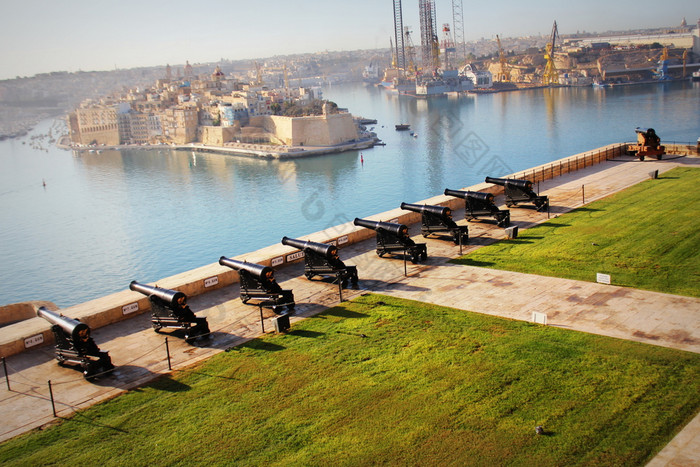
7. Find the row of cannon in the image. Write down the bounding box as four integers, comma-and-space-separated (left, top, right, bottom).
36, 176, 549, 380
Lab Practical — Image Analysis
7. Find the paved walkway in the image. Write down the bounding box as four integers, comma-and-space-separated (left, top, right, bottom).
1, 156, 699, 465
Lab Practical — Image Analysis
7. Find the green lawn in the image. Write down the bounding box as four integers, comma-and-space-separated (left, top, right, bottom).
1, 294, 699, 466
454, 167, 700, 297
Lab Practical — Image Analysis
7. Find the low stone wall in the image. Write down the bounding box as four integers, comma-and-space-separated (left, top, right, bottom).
0, 301, 58, 327
0, 141, 682, 358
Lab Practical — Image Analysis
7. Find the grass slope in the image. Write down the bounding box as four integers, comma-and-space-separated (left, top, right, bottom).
454, 167, 700, 297
1, 294, 699, 466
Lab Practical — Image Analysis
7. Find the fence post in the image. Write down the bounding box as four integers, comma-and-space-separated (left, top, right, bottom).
165, 337, 172, 371
48, 380, 57, 417
3, 357, 9, 391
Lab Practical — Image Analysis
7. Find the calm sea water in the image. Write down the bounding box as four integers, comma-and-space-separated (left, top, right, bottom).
1, 81, 699, 307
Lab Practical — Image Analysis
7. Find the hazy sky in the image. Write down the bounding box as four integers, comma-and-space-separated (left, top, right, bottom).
0, 0, 696, 80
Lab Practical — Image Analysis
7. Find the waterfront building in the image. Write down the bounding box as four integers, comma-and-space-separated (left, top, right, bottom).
69, 103, 120, 146
161, 105, 198, 144
460, 63, 493, 88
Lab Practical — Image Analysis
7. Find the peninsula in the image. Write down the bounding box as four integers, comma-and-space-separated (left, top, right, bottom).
66, 63, 377, 157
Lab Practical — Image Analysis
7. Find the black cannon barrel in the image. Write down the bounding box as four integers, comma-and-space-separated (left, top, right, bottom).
353, 218, 408, 237
445, 189, 494, 203
219, 257, 271, 279
400, 202, 451, 218
129, 281, 186, 306
485, 177, 533, 191
635, 127, 656, 135
444, 188, 468, 199
37, 307, 91, 343
281, 236, 337, 258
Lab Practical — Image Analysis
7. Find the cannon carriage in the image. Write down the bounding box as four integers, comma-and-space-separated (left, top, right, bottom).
281, 237, 358, 286
400, 202, 468, 244
485, 177, 549, 211
353, 218, 428, 263
219, 257, 295, 312
37, 307, 114, 380
627, 127, 665, 161
129, 281, 210, 343
444, 189, 510, 227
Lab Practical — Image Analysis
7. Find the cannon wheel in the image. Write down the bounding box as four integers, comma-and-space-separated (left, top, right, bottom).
304, 272, 315, 280
656, 155, 663, 160
420, 250, 428, 261
377, 251, 385, 257
639, 155, 645, 161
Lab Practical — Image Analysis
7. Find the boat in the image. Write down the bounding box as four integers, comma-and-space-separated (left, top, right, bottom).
395, 124, 410, 131
692, 71, 700, 82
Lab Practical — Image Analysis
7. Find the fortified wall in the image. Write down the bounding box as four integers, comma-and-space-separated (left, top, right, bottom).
2, 142, 696, 358
251, 113, 359, 147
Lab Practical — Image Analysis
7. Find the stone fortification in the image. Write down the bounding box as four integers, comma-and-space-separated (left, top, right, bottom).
250, 113, 359, 147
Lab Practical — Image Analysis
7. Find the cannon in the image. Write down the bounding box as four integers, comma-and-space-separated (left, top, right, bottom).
129, 281, 210, 343
400, 202, 468, 244
444, 189, 510, 227
37, 307, 114, 380
219, 257, 295, 312
627, 127, 665, 160
485, 177, 549, 211
281, 237, 358, 286
353, 218, 428, 263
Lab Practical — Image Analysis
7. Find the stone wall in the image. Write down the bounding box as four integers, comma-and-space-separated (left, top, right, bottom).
249, 114, 358, 147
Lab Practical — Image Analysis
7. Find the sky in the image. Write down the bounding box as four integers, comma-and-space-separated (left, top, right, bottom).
0, 0, 697, 80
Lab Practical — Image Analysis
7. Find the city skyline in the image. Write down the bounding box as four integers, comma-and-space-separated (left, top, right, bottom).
0, 0, 697, 81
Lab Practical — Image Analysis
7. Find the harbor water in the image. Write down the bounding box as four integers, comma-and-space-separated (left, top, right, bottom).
1, 81, 699, 307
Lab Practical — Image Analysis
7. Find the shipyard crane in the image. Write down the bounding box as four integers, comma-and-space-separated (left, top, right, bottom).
542, 21, 560, 86
658, 47, 689, 79
496, 35, 511, 82
404, 27, 419, 76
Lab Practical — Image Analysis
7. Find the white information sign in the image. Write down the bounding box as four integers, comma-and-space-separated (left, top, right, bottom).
337, 235, 349, 245
531, 312, 548, 325
286, 251, 305, 262
24, 334, 44, 348
122, 302, 139, 315
596, 273, 611, 285
271, 256, 284, 267
204, 276, 219, 288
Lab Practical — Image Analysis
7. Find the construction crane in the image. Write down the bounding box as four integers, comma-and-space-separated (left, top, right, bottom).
496, 35, 511, 82
542, 21, 560, 86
